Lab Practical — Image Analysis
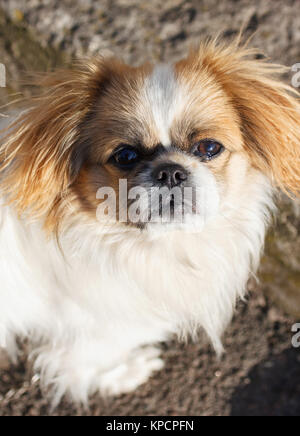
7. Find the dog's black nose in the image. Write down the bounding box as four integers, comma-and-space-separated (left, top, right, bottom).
152, 163, 188, 188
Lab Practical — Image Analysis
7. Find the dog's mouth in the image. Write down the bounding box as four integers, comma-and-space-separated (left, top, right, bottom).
124, 188, 198, 228
96, 179, 204, 229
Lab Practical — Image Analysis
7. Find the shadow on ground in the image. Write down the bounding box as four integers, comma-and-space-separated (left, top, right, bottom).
231, 348, 300, 416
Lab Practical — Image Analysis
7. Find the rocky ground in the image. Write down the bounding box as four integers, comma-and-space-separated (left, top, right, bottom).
0, 0, 300, 416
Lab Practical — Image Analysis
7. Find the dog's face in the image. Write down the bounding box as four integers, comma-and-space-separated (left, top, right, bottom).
73, 60, 245, 230
1, 39, 300, 234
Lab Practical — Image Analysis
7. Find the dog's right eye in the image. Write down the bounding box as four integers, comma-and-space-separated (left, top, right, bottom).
112, 146, 140, 169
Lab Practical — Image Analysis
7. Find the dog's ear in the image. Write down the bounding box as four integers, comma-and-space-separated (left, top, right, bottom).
193, 38, 300, 196
0, 58, 112, 231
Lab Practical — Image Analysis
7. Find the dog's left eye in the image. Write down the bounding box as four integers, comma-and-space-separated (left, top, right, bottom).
192, 140, 224, 161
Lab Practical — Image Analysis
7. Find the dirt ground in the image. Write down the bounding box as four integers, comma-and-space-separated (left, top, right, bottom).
0, 0, 300, 416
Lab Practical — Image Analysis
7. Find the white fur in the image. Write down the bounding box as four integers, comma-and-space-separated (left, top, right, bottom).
142, 64, 188, 146
0, 154, 275, 405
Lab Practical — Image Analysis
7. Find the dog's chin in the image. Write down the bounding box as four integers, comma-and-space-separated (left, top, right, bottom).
124, 211, 209, 234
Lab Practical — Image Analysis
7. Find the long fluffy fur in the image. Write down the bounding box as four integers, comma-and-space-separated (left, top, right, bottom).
0, 38, 299, 405
0, 170, 273, 404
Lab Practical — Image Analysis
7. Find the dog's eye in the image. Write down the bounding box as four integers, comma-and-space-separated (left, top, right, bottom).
113, 146, 140, 169
192, 140, 224, 161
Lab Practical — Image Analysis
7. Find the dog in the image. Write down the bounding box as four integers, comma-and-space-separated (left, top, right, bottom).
0, 37, 299, 405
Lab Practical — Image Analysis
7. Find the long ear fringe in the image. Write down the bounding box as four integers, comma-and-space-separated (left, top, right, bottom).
0, 58, 109, 231
1, 40, 300, 234
191, 37, 300, 197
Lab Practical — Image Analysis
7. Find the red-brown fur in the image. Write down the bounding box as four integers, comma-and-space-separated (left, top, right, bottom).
1, 38, 300, 235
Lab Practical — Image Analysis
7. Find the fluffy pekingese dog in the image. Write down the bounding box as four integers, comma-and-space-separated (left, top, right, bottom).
0, 37, 299, 405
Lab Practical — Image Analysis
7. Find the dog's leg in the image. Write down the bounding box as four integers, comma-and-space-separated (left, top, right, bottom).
32, 338, 164, 405
97, 345, 164, 396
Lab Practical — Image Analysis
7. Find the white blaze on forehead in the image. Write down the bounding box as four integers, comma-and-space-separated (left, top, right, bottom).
142, 64, 186, 146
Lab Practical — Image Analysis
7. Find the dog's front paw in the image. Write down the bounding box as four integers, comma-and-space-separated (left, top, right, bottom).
99, 346, 164, 396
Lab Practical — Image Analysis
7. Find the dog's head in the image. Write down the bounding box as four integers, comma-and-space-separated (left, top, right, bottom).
1, 38, 300, 235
